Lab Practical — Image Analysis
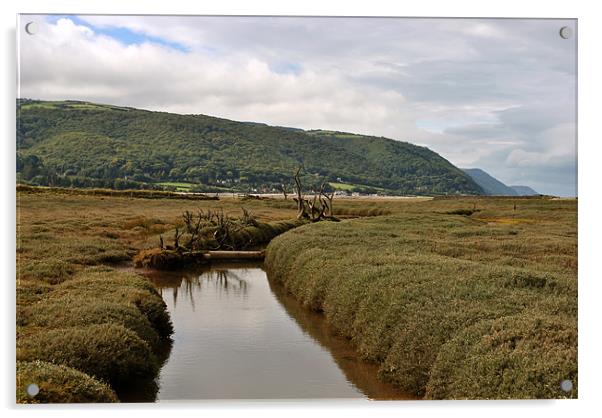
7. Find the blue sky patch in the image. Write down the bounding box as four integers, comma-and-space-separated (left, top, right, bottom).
269, 61, 302, 76
45, 15, 190, 52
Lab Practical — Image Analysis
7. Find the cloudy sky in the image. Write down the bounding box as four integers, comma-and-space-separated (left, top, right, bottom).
18, 15, 577, 196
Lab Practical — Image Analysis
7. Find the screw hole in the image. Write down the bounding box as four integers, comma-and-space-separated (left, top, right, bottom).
560, 379, 573, 392
25, 22, 37, 35
26, 383, 39, 397
559, 26, 572, 39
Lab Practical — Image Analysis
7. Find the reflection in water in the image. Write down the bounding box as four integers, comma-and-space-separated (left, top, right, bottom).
268, 280, 413, 400
135, 264, 412, 400
148, 268, 250, 311
206, 269, 249, 298
117, 333, 173, 402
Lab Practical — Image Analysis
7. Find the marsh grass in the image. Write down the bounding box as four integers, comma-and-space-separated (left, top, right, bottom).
17, 184, 218, 200
16, 187, 577, 401
19, 296, 161, 349
16, 187, 303, 402
265, 196, 577, 399
54, 270, 174, 338
17, 361, 118, 403
15, 269, 172, 401
17, 323, 159, 388
425, 314, 577, 399
332, 207, 392, 217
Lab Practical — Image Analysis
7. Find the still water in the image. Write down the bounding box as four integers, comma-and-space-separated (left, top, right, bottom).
140, 264, 410, 401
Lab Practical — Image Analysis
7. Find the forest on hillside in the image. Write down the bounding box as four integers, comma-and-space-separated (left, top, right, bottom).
16, 100, 483, 195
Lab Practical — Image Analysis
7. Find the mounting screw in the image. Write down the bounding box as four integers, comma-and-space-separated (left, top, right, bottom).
559, 26, 572, 39
25, 22, 38, 35
560, 379, 573, 392
26, 383, 39, 397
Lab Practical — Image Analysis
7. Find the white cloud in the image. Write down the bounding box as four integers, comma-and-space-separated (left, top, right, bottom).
18, 15, 577, 196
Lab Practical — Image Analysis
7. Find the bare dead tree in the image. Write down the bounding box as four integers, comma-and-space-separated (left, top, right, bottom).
182, 210, 204, 249
293, 167, 309, 220
174, 227, 183, 249
307, 182, 325, 220
319, 183, 335, 217
315, 196, 327, 220
291, 168, 336, 222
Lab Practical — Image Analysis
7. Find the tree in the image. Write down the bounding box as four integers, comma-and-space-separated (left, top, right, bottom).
280, 183, 289, 200
19, 155, 45, 180
292, 167, 332, 221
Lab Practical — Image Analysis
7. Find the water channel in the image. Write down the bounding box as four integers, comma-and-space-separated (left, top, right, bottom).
128, 264, 411, 401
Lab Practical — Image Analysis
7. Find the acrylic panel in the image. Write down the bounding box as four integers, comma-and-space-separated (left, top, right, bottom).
16, 15, 577, 403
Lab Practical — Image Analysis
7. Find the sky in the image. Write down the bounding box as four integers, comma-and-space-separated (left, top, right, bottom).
18, 15, 577, 196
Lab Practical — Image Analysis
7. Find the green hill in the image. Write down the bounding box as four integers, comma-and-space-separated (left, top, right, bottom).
510, 185, 540, 196
16, 99, 483, 195
462, 168, 517, 196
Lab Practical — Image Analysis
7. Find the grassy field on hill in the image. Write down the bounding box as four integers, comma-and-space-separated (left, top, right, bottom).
155, 182, 196, 191
265, 196, 577, 399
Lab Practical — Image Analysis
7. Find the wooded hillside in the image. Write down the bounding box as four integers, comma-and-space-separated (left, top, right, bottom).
17, 99, 483, 195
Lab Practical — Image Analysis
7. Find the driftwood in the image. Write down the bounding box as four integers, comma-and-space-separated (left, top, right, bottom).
202, 250, 265, 260
134, 248, 266, 269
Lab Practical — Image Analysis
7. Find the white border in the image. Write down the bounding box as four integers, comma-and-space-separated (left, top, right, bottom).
2, 1, 599, 417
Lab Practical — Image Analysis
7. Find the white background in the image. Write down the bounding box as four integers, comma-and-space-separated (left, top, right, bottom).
1, 1, 599, 417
